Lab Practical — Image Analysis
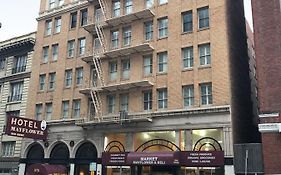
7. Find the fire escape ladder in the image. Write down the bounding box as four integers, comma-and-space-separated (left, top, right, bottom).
98, 0, 108, 19
95, 23, 107, 53
90, 90, 102, 120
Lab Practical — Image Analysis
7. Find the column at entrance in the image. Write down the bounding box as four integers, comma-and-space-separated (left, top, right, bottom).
18, 163, 26, 175
69, 163, 75, 175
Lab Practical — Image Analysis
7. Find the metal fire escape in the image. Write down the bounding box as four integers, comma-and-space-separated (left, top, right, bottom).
90, 0, 108, 121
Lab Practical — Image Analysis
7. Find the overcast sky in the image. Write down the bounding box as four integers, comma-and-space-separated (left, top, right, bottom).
0, 0, 253, 41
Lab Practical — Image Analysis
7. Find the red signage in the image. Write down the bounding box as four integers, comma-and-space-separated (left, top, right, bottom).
5, 116, 47, 140
180, 151, 224, 167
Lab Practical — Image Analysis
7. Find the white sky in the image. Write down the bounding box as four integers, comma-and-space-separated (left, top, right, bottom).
0, 0, 253, 41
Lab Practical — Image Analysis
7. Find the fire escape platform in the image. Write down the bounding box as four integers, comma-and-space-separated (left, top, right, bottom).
104, 43, 154, 58
79, 80, 153, 95
83, 21, 107, 34
81, 53, 106, 63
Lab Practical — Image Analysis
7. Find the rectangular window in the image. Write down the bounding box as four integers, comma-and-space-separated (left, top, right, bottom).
45, 103, 52, 120
39, 74, 46, 91
70, 12, 77, 28
80, 9, 88, 26
158, 89, 167, 109
143, 55, 152, 76
67, 40, 75, 58
144, 21, 153, 41
0, 58, 6, 70
51, 44, 59, 61
146, 0, 154, 8
109, 61, 117, 81
199, 43, 211, 65
45, 20, 52, 36
95, 7, 103, 22
159, 0, 167, 5
59, 0, 64, 6
183, 85, 194, 107
65, 69, 72, 87
12, 55, 27, 74
1, 142, 15, 157
91, 67, 98, 87
200, 83, 212, 105
62, 100, 69, 119
35, 104, 43, 120
111, 30, 119, 49
94, 37, 101, 51
48, 73, 56, 90
182, 11, 193, 32
54, 17, 61, 33
121, 59, 130, 80
49, 0, 56, 9
124, 0, 133, 15
143, 90, 152, 111
123, 26, 132, 46
112, 0, 121, 17
78, 37, 86, 55
42, 46, 49, 63
158, 51, 167, 73
120, 94, 129, 111
182, 47, 193, 68
73, 99, 81, 118
198, 7, 209, 29
158, 17, 168, 38
75, 67, 83, 85
107, 94, 116, 113
8, 82, 23, 102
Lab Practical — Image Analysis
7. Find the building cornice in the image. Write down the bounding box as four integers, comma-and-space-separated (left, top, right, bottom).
0, 34, 35, 52
0, 72, 31, 83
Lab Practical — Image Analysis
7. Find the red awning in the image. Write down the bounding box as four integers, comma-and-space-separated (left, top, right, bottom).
26, 163, 67, 175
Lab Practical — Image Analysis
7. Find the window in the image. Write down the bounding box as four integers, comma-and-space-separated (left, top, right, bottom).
121, 59, 130, 80
182, 47, 193, 68
39, 74, 46, 91
12, 55, 27, 74
107, 94, 116, 113
200, 83, 212, 105
45, 103, 52, 120
123, 26, 132, 46
58, 0, 64, 6
95, 7, 103, 22
78, 37, 86, 55
144, 21, 153, 41
35, 104, 43, 120
143, 55, 152, 76
8, 82, 23, 102
159, 0, 167, 5
65, 69, 72, 87
183, 85, 194, 107
111, 30, 119, 49
158, 17, 168, 38
198, 7, 209, 29
48, 73, 56, 90
45, 20, 52, 36
124, 0, 133, 15
182, 11, 193, 32
109, 61, 117, 81
94, 37, 101, 51
120, 94, 129, 111
70, 12, 77, 28
62, 101, 69, 119
73, 99, 81, 118
42, 46, 49, 63
75, 67, 83, 85
6, 111, 20, 117
1, 142, 15, 157
54, 17, 61, 33
158, 89, 167, 109
199, 43, 211, 65
158, 51, 167, 73
67, 40, 75, 58
80, 9, 88, 26
143, 90, 152, 111
48, 0, 56, 9
146, 0, 154, 8
112, 0, 121, 17
0, 58, 6, 70
91, 67, 98, 87
51, 44, 59, 61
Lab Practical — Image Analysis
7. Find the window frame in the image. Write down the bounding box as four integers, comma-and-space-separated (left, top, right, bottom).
78, 37, 86, 56
67, 40, 75, 58
109, 61, 118, 81
39, 74, 46, 91
199, 43, 211, 66
157, 51, 168, 73
182, 47, 194, 69
45, 20, 52, 36
182, 11, 193, 33
65, 69, 73, 88
107, 94, 116, 114
143, 90, 152, 111
75, 67, 83, 85
144, 20, 153, 41
54, 17, 62, 33
48, 72, 56, 90
121, 58, 130, 80
200, 83, 212, 105
73, 99, 81, 118
70, 12, 78, 29
80, 9, 88, 26
62, 100, 69, 119
158, 17, 168, 38
123, 26, 132, 46
183, 85, 194, 107
143, 55, 153, 76
51, 44, 59, 61
45, 102, 53, 120
198, 7, 209, 29
157, 88, 167, 109
124, 0, 133, 15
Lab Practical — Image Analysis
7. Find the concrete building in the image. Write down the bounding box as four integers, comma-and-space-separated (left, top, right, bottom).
0, 32, 35, 175
252, 0, 281, 174
21, 0, 259, 174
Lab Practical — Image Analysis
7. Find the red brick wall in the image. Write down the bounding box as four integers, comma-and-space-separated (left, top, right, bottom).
252, 0, 281, 114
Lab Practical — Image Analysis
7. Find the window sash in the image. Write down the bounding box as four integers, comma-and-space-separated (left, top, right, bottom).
146, 0, 154, 8
73, 100, 81, 118
52, 44, 59, 61
183, 47, 193, 68
111, 31, 119, 49
144, 21, 153, 40
65, 70, 72, 87
67, 41, 75, 57
124, 0, 133, 14
198, 8, 209, 29
78, 38, 86, 55
108, 95, 115, 113
158, 89, 167, 109
49, 73, 56, 90
158, 18, 168, 38
76, 68, 83, 85
70, 12, 77, 28
183, 11, 193, 32
120, 94, 129, 111
143, 56, 152, 76
199, 44, 211, 65
201, 84, 212, 105
39, 75, 46, 91
10, 82, 23, 102
0, 58, 5, 70
46, 103, 52, 120
81, 9, 88, 26
143, 91, 152, 110
121, 59, 130, 79
123, 27, 132, 46
45, 20, 52, 35
183, 86, 194, 107
112, 0, 121, 17
109, 61, 117, 81
62, 101, 69, 118
158, 52, 167, 73
2, 142, 15, 157
55, 18, 61, 33
35, 104, 43, 120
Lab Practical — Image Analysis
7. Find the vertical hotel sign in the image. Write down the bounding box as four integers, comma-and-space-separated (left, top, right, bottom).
5, 116, 47, 140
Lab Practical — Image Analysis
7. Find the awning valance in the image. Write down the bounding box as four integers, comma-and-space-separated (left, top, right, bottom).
26, 163, 67, 175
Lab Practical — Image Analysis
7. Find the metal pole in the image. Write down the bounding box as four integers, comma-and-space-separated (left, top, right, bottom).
245, 149, 248, 175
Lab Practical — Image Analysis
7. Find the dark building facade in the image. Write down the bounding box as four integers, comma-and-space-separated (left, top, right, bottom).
252, 0, 281, 174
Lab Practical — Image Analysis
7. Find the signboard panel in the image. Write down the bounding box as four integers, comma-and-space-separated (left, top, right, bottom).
5, 116, 47, 140
180, 151, 224, 167
102, 152, 128, 166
